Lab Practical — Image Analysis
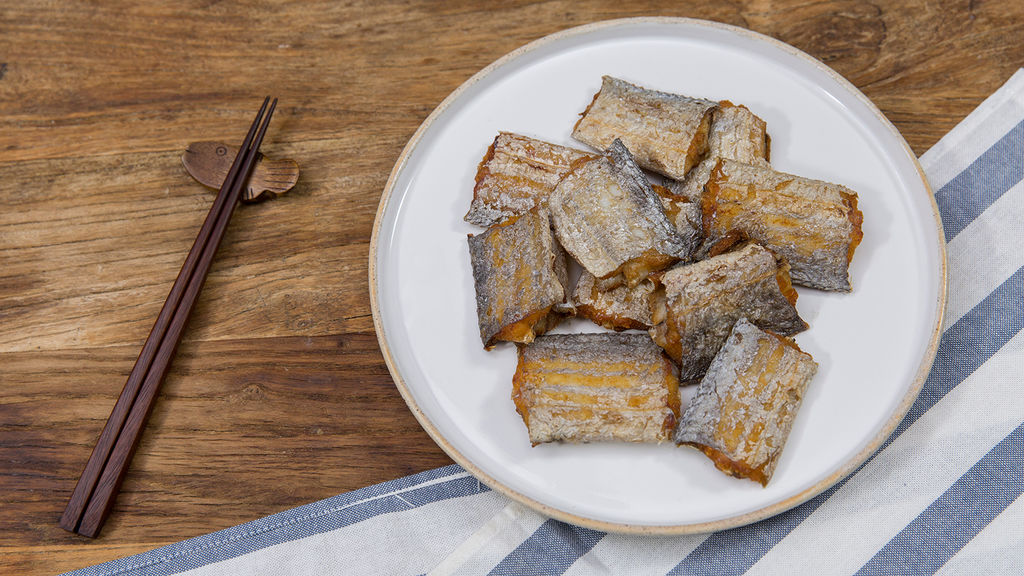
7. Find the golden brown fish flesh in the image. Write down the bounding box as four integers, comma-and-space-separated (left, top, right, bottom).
672, 101, 771, 202
675, 318, 818, 486
702, 159, 864, 291
465, 132, 595, 228
649, 242, 808, 381
467, 208, 569, 349
573, 269, 655, 331
548, 139, 692, 288
572, 76, 716, 180
652, 183, 702, 258
512, 333, 680, 445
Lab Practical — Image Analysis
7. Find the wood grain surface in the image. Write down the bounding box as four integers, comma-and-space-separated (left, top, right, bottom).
1, 1, 1021, 573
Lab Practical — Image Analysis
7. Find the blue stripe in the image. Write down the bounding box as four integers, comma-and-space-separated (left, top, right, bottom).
61, 466, 485, 576
488, 519, 604, 576
856, 422, 1024, 575
668, 265, 1024, 575
934, 118, 1024, 240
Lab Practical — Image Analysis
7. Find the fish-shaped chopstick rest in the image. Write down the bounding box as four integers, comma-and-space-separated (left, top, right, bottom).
182, 141, 299, 202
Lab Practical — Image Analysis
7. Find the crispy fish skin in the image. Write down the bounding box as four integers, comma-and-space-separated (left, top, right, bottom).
465, 132, 595, 228
572, 76, 716, 180
702, 159, 864, 291
573, 269, 655, 331
652, 183, 702, 260
649, 242, 807, 381
467, 209, 569, 349
549, 140, 691, 288
672, 102, 771, 202
512, 333, 680, 445
675, 318, 818, 486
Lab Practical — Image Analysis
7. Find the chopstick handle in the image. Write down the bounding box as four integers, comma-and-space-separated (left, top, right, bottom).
74, 99, 278, 538
60, 98, 272, 536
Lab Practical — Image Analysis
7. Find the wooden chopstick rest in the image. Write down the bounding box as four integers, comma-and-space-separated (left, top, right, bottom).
182, 141, 299, 202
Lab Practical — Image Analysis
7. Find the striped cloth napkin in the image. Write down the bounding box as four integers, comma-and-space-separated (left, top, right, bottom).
64, 69, 1024, 576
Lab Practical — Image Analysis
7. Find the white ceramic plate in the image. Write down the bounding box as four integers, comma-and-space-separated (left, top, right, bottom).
370, 18, 945, 534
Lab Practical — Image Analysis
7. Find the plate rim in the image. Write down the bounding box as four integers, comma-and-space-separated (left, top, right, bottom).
368, 16, 948, 535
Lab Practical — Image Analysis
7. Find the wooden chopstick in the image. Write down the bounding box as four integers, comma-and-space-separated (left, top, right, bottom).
75, 98, 278, 537
61, 98, 277, 537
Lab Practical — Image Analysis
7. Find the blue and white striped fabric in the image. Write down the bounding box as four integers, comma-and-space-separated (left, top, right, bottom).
65, 69, 1024, 576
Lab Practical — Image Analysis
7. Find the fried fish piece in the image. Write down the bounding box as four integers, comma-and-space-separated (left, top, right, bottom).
649, 242, 808, 381
512, 333, 680, 445
548, 139, 691, 288
672, 101, 771, 202
573, 269, 655, 331
572, 76, 717, 180
702, 159, 864, 291
675, 318, 818, 486
465, 132, 595, 228
467, 208, 569, 349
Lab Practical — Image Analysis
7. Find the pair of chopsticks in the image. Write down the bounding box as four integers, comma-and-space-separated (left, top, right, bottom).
60, 98, 278, 538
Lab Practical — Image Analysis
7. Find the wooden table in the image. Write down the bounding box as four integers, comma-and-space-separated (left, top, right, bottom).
1, 1, 1020, 573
